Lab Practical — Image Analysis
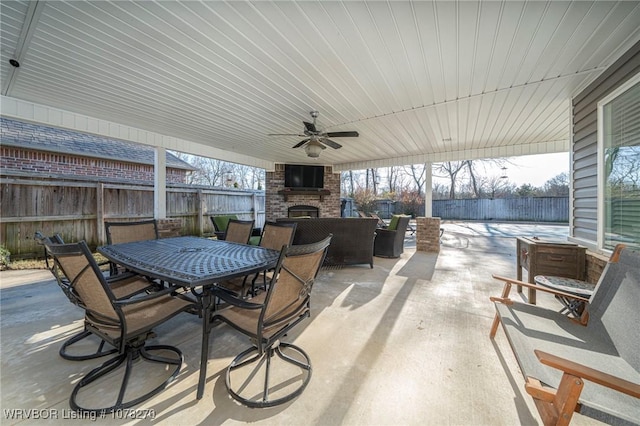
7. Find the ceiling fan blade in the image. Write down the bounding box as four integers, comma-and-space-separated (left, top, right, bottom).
268, 133, 306, 137
325, 131, 359, 138
322, 139, 342, 149
292, 139, 310, 148
303, 121, 317, 133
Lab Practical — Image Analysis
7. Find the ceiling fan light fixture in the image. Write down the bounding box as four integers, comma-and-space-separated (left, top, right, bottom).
305, 143, 323, 158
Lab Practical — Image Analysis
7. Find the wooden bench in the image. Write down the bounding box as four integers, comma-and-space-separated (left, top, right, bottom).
490, 245, 640, 425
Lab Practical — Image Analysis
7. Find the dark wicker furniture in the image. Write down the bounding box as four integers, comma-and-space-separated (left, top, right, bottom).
373, 215, 411, 258
98, 236, 281, 400
277, 217, 378, 268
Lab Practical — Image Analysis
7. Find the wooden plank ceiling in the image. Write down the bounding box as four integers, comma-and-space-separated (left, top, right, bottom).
1, 0, 639, 170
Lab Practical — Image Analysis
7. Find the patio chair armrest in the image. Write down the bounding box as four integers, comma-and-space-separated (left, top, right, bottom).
491, 275, 590, 303
534, 350, 640, 398
213, 285, 264, 309
374, 228, 396, 242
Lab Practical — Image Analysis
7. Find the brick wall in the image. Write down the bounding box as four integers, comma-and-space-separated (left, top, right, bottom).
265, 166, 341, 220
585, 251, 609, 284
1, 147, 186, 183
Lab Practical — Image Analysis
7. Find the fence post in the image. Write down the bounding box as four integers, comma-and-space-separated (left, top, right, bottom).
96, 182, 105, 244
197, 189, 204, 236
252, 193, 259, 225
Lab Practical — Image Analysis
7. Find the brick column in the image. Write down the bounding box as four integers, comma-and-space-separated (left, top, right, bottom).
416, 217, 440, 253
157, 218, 182, 238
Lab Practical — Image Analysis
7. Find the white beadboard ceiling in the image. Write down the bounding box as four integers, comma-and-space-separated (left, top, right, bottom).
1, 0, 639, 171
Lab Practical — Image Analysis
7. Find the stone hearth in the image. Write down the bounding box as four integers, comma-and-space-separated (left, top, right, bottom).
265, 165, 341, 220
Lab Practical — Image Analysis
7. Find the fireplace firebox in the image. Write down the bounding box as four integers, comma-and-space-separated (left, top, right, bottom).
288, 205, 319, 218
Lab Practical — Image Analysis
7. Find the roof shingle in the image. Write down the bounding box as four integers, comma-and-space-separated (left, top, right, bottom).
0, 117, 193, 170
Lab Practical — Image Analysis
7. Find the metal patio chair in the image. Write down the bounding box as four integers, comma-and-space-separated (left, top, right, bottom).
35, 232, 157, 361
105, 219, 159, 276
212, 235, 331, 407
224, 219, 255, 244
47, 240, 194, 414
217, 221, 297, 298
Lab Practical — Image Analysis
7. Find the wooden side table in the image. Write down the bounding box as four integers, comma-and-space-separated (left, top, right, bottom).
516, 237, 586, 304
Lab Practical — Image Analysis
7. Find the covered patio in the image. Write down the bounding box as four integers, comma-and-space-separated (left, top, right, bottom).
2, 222, 605, 425
1, 1, 639, 424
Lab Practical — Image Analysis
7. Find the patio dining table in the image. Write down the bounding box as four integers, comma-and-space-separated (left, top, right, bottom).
97, 236, 280, 400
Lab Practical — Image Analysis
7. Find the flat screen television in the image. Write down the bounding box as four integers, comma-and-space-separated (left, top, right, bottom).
284, 164, 324, 189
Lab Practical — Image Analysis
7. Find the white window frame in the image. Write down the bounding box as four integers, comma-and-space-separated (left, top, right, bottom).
596, 72, 640, 250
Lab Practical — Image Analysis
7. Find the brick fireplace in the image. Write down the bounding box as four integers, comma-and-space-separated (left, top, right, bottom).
265, 164, 341, 220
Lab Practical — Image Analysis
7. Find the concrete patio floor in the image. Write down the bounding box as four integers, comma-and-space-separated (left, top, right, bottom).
0, 222, 605, 425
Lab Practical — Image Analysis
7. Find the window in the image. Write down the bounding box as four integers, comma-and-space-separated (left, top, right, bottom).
598, 74, 640, 250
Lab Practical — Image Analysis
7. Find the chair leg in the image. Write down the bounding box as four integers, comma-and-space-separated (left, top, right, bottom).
59, 329, 118, 361
250, 271, 266, 297
225, 342, 312, 408
69, 342, 183, 414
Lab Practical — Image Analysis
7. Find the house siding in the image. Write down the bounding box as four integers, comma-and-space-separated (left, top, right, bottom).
571, 41, 640, 248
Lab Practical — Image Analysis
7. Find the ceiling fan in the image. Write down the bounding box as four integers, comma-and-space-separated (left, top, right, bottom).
269, 111, 359, 157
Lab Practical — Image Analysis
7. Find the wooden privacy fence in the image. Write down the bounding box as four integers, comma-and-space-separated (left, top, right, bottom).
432, 197, 569, 222
0, 174, 265, 259
350, 197, 569, 222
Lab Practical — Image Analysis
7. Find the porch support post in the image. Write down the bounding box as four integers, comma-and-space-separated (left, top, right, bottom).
154, 147, 167, 219
424, 161, 433, 217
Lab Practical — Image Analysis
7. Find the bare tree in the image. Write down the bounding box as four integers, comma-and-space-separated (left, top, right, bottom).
365, 169, 370, 191
231, 164, 264, 190
370, 168, 380, 194
433, 161, 466, 199
170, 151, 265, 189
387, 166, 400, 194
403, 164, 426, 194
485, 176, 508, 198
432, 182, 449, 199
543, 173, 569, 196
464, 158, 511, 198
172, 152, 227, 186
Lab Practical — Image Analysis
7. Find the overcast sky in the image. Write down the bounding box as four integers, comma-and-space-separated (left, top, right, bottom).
497, 152, 569, 187
430, 152, 570, 188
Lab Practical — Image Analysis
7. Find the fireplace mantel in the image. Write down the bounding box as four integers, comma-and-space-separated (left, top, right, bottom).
278, 189, 331, 202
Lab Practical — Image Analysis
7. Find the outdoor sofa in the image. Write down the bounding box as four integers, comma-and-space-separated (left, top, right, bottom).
276, 217, 378, 268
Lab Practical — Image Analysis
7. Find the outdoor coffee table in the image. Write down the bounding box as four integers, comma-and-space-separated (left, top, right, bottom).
98, 236, 280, 400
